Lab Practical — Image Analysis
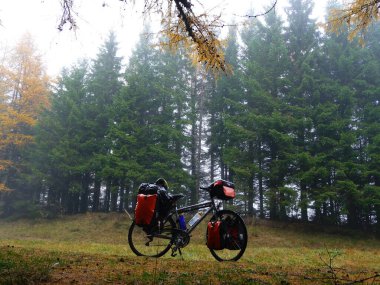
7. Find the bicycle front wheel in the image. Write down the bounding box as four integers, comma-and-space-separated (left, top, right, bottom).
128, 217, 175, 257
207, 209, 248, 261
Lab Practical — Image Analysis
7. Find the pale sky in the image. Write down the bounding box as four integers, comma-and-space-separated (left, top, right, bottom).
0, 0, 327, 76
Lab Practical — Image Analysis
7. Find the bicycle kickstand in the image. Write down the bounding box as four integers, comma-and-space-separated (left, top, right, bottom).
171, 245, 182, 257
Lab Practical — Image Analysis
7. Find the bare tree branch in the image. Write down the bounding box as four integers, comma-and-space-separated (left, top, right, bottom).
233, 0, 278, 19
58, 0, 76, 31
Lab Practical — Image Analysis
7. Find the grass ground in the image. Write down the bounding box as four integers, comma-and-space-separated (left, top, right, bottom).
0, 213, 379, 284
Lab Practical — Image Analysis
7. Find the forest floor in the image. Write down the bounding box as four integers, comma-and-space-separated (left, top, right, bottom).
0, 213, 379, 285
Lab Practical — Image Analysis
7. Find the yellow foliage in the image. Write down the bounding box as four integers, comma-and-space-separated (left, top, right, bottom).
0, 160, 12, 171
0, 33, 51, 190
327, 0, 380, 44
156, 0, 232, 74
0, 182, 12, 192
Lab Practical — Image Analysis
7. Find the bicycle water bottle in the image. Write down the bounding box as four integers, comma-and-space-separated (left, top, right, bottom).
188, 211, 202, 227
178, 214, 187, 230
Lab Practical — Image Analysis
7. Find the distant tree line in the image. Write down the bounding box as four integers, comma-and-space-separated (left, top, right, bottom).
0, 0, 379, 231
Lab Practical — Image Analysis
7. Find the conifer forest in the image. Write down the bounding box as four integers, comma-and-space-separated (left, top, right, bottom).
0, 0, 379, 232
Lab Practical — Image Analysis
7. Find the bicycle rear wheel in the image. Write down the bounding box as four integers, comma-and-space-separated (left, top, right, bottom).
207, 209, 248, 261
128, 217, 175, 257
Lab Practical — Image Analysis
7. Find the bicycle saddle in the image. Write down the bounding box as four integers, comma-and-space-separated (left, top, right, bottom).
170, 194, 184, 203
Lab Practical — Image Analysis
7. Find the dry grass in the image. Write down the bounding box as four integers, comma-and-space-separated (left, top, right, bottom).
0, 213, 379, 284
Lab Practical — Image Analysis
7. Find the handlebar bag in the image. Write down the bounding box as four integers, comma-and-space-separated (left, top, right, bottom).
135, 194, 158, 226
207, 220, 226, 250
210, 180, 235, 200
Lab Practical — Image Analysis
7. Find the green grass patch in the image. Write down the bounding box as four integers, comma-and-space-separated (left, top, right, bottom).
0, 246, 58, 285
0, 213, 379, 284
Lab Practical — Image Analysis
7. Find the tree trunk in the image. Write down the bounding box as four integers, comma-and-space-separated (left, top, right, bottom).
210, 112, 216, 182
104, 179, 111, 212
375, 179, 380, 231
247, 173, 255, 216
80, 173, 90, 213
220, 160, 225, 180
190, 70, 198, 204
279, 191, 287, 221
118, 179, 125, 213
111, 180, 118, 212
92, 176, 101, 212
68, 192, 80, 214
258, 156, 264, 219
300, 182, 308, 222
131, 183, 136, 214
269, 189, 278, 220
195, 73, 205, 202
125, 182, 131, 212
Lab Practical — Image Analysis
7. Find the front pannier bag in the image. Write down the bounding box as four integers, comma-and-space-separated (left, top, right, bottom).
210, 180, 235, 200
135, 194, 157, 226
207, 220, 224, 250
207, 216, 244, 251
224, 216, 244, 250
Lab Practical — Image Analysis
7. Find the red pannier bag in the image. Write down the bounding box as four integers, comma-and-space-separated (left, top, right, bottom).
210, 180, 235, 200
226, 225, 240, 250
224, 217, 244, 250
134, 194, 157, 226
207, 221, 225, 250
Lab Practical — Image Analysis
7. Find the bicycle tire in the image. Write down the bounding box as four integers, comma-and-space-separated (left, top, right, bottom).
128, 217, 175, 258
207, 209, 248, 261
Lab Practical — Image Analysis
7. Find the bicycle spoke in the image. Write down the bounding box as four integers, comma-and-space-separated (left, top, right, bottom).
128, 218, 175, 257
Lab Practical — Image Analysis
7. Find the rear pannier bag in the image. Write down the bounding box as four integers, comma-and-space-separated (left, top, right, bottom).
207, 221, 225, 250
135, 182, 173, 224
135, 194, 158, 226
210, 180, 235, 200
224, 216, 244, 250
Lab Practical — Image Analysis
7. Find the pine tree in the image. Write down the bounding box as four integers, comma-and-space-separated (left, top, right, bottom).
33, 62, 90, 214
305, 3, 379, 227
227, 9, 291, 219
284, 0, 320, 221
205, 25, 249, 211
111, 28, 191, 209
350, 22, 380, 228
87, 31, 123, 212
309, 17, 356, 224
209, 25, 241, 180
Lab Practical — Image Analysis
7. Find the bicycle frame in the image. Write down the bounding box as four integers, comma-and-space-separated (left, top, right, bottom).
171, 199, 222, 234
